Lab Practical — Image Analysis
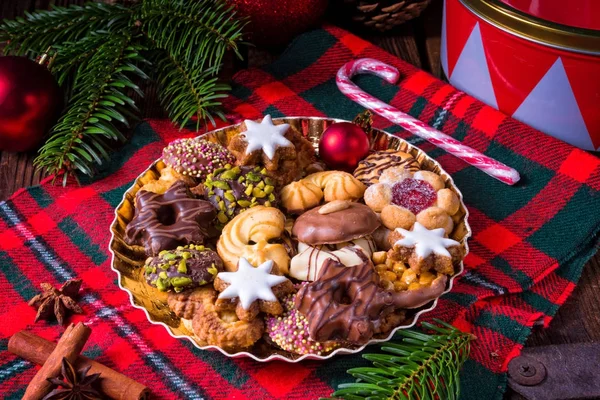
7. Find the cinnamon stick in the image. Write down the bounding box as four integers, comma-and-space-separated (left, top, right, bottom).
9, 330, 149, 400
22, 322, 92, 400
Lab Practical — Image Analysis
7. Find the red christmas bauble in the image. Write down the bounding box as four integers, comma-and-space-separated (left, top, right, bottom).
319, 122, 370, 172
0, 56, 63, 153
228, 0, 328, 48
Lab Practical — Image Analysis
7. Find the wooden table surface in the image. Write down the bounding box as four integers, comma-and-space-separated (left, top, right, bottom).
1, 0, 599, 397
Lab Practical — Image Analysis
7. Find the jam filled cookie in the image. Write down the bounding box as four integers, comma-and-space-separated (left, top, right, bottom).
203, 164, 277, 229
162, 138, 236, 181
125, 181, 217, 256
280, 171, 366, 213
144, 244, 223, 292
364, 166, 460, 234
227, 115, 315, 186
217, 205, 290, 274
354, 150, 420, 186
214, 258, 293, 321
387, 222, 463, 275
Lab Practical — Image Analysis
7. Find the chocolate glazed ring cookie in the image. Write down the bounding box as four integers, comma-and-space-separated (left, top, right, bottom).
295, 259, 396, 344
125, 181, 217, 256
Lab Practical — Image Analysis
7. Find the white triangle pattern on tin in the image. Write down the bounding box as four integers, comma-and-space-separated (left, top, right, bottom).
512, 58, 594, 151
449, 22, 498, 109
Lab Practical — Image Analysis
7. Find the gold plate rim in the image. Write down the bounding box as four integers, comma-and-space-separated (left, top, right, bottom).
108, 117, 472, 363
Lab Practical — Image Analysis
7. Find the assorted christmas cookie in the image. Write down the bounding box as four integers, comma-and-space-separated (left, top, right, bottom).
295, 259, 396, 344
144, 245, 223, 292
280, 171, 366, 213
289, 201, 379, 280
140, 165, 195, 194
266, 288, 342, 355
227, 115, 316, 186
122, 114, 468, 358
214, 258, 294, 321
217, 205, 290, 274
354, 150, 420, 186
162, 138, 236, 180
388, 222, 464, 275
125, 181, 217, 256
364, 166, 460, 234
190, 286, 264, 351
372, 250, 448, 309
203, 164, 278, 229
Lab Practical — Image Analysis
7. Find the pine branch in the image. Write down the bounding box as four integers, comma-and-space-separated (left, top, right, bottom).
149, 49, 230, 130
0, 2, 133, 57
331, 320, 475, 400
34, 32, 148, 180
141, 0, 245, 72
50, 31, 116, 86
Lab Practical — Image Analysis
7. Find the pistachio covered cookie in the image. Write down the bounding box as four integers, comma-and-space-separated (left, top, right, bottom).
144, 245, 224, 292
203, 164, 278, 228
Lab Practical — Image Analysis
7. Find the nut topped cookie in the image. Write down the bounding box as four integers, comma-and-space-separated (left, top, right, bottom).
202, 164, 278, 229
144, 244, 223, 292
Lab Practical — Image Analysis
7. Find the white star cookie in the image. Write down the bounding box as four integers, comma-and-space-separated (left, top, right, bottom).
394, 222, 459, 258
242, 115, 293, 160
217, 258, 288, 310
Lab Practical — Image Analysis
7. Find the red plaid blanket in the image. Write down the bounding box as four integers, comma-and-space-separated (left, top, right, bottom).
1, 25, 599, 399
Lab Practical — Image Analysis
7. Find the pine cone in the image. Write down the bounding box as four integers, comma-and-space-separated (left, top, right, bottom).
332, 0, 431, 31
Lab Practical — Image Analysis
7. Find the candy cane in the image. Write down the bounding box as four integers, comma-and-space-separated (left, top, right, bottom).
336, 58, 520, 185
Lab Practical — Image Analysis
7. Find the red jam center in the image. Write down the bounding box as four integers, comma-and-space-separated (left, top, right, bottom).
391, 178, 436, 214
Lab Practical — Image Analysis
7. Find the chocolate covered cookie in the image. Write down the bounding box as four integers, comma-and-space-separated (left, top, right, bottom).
125, 181, 217, 256
144, 244, 224, 292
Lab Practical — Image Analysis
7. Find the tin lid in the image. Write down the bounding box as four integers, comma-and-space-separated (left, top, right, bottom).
498, 0, 600, 31
460, 0, 600, 55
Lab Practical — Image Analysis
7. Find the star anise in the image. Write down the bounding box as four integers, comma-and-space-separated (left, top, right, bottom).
28, 279, 83, 325
43, 357, 103, 400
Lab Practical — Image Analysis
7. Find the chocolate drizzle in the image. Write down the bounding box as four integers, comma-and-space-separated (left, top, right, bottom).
354, 150, 420, 185
294, 259, 395, 344
125, 181, 217, 256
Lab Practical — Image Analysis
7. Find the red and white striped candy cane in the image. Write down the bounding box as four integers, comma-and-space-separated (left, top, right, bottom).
336, 58, 520, 185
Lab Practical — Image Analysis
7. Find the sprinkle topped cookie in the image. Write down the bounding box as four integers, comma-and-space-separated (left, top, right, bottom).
162, 138, 236, 180
241, 115, 293, 160
266, 289, 341, 355
394, 222, 459, 258
217, 258, 288, 310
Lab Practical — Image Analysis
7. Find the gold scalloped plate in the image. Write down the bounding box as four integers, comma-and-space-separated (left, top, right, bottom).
109, 117, 472, 362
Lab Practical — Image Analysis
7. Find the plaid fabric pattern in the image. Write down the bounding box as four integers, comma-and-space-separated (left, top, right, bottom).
1, 25, 600, 399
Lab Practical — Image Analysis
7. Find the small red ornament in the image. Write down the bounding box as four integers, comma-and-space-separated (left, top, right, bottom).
319, 122, 371, 172
228, 0, 328, 48
0, 56, 63, 153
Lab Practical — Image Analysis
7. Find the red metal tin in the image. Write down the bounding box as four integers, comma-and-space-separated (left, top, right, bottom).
441, 0, 600, 150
